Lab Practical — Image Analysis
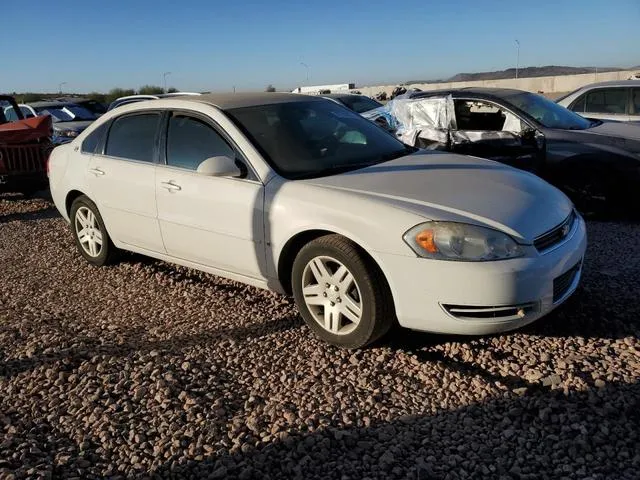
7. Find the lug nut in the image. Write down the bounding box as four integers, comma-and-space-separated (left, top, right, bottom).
323, 292, 327, 297
330, 301, 335, 306
325, 283, 330, 288
334, 286, 339, 291
336, 298, 341, 303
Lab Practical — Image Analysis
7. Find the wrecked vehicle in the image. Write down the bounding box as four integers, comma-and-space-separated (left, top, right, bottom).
364, 88, 640, 213
0, 96, 53, 195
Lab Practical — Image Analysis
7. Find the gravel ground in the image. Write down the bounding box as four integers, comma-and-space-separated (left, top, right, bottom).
1, 193, 639, 480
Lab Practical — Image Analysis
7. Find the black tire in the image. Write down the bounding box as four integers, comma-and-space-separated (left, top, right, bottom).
291, 234, 395, 349
69, 195, 119, 266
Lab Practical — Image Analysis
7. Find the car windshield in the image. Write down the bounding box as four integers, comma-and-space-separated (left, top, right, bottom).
34, 104, 96, 122
226, 100, 416, 179
504, 92, 593, 130
336, 95, 383, 114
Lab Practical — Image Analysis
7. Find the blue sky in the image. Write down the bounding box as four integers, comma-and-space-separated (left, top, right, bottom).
2, 0, 639, 93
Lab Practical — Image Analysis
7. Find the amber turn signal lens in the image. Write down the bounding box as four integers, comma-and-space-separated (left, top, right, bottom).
415, 230, 438, 254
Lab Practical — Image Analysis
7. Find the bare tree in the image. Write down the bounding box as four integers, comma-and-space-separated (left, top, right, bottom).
265, 84, 276, 93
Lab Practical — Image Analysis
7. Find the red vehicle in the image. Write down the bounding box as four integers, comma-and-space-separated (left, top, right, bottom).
0, 95, 53, 195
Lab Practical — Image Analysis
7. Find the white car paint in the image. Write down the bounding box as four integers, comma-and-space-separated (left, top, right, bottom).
49, 96, 587, 337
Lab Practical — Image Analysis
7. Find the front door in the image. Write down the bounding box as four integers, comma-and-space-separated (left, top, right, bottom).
450, 99, 544, 173
85, 112, 165, 253
155, 112, 265, 280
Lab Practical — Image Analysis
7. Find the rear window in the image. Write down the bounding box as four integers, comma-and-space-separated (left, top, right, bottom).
81, 122, 109, 154
105, 113, 160, 162
585, 88, 628, 115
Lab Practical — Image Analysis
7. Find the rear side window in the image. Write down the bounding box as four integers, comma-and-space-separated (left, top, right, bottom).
81, 122, 109, 154
585, 88, 628, 114
165, 114, 235, 170
632, 89, 640, 114
105, 113, 160, 162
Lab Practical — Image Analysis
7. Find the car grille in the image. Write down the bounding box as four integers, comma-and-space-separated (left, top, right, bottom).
553, 262, 581, 303
442, 302, 539, 321
534, 212, 576, 253
0, 144, 48, 174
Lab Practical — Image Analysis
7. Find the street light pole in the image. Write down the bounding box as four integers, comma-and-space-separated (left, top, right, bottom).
515, 40, 520, 80
163, 72, 172, 93
58, 82, 67, 94
300, 62, 310, 85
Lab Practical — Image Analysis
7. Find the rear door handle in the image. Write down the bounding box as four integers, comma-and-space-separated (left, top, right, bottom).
160, 180, 182, 191
89, 167, 105, 176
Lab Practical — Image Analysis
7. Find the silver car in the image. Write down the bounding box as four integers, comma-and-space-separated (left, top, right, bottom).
556, 80, 640, 123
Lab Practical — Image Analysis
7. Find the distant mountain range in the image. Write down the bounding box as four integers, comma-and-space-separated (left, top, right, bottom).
404, 65, 635, 85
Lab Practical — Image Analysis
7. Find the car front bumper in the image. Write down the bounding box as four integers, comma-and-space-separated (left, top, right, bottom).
378, 215, 587, 335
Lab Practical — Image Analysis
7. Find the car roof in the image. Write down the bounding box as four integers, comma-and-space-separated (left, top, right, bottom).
27, 101, 71, 108
571, 79, 640, 89
163, 92, 322, 110
408, 87, 529, 100
321, 93, 361, 100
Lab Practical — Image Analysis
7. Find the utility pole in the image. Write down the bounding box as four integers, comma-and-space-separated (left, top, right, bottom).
300, 62, 310, 85
58, 82, 67, 94
163, 72, 172, 93
515, 40, 520, 80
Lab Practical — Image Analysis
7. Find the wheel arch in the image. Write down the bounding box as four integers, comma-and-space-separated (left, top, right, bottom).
276, 228, 396, 312
65, 189, 89, 217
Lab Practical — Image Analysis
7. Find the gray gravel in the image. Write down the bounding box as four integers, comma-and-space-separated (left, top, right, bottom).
1, 193, 639, 480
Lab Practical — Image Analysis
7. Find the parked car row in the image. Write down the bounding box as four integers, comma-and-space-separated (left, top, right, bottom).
363, 86, 640, 214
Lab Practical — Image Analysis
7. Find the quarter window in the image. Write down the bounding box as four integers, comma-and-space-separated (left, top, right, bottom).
105, 113, 160, 162
81, 122, 109, 154
584, 89, 628, 115
569, 95, 585, 113
166, 114, 235, 170
454, 100, 522, 132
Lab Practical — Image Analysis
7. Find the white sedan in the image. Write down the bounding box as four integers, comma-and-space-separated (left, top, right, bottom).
48, 93, 587, 348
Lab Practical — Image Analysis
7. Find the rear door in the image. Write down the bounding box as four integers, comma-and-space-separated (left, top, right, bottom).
85, 112, 165, 253
449, 98, 544, 173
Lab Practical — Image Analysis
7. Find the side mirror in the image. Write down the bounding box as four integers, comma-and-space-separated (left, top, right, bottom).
196, 156, 242, 177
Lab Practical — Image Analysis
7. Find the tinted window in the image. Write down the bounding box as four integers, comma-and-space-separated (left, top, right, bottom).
166, 114, 235, 170
505, 92, 593, 130
81, 122, 109, 154
632, 89, 640, 114
105, 114, 160, 162
570, 95, 585, 113
585, 88, 628, 114
336, 95, 383, 114
226, 100, 415, 179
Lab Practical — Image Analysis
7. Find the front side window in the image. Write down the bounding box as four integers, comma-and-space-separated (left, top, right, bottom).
569, 95, 586, 113
3, 107, 20, 121
166, 114, 235, 170
226, 99, 415, 179
585, 88, 628, 114
105, 113, 160, 162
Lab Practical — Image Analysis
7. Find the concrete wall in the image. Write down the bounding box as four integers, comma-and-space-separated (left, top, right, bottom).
358, 69, 639, 97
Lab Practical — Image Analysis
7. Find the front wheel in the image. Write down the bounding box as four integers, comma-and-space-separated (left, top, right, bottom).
70, 195, 119, 266
292, 234, 395, 349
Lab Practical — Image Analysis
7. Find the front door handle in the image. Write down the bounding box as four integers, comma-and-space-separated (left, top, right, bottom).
160, 180, 182, 191
89, 167, 105, 176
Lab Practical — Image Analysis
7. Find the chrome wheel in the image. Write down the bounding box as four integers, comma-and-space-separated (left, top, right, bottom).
75, 206, 103, 258
301, 255, 363, 335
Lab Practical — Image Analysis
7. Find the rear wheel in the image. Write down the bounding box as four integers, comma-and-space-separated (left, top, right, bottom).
292, 234, 395, 349
70, 196, 119, 266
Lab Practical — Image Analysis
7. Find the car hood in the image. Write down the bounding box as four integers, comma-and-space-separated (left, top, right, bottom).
585, 120, 640, 141
302, 152, 573, 243
53, 120, 93, 131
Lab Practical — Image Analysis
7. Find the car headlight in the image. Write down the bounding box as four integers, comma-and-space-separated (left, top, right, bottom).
403, 222, 524, 261
54, 129, 79, 138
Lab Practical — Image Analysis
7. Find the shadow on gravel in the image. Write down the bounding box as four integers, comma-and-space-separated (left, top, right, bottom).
150, 380, 640, 479
0, 206, 59, 224
0, 315, 301, 379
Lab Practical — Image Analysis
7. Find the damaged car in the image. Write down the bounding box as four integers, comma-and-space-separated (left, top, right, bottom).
365, 88, 640, 213
0, 95, 53, 196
